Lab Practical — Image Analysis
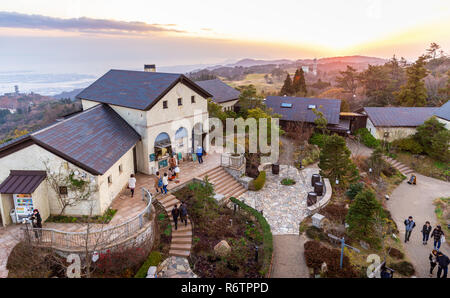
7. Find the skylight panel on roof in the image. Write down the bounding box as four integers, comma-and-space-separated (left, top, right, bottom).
281, 103, 292, 108
308, 104, 316, 109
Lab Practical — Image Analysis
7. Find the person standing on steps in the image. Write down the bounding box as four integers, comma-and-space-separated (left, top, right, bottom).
157, 173, 164, 194
436, 251, 449, 278
430, 225, 445, 251
429, 250, 438, 277
422, 221, 432, 245
162, 172, 169, 194
171, 204, 180, 231
404, 216, 416, 243
180, 201, 188, 226
154, 171, 160, 195
196, 145, 203, 164
128, 174, 136, 197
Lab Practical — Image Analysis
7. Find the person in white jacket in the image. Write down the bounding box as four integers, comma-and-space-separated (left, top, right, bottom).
162, 172, 169, 194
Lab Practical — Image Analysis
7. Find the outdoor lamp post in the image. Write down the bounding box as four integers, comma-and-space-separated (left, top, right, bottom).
255, 245, 259, 262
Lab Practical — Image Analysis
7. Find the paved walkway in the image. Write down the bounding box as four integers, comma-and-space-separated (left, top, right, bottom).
271, 235, 309, 278
241, 165, 319, 235
0, 225, 21, 278
386, 173, 450, 278
156, 256, 197, 278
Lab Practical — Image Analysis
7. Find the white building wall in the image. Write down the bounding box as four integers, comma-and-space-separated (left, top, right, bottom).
220, 99, 238, 111
436, 116, 450, 130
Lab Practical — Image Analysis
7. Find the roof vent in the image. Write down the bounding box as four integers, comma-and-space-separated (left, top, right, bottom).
144, 64, 156, 72
308, 104, 316, 109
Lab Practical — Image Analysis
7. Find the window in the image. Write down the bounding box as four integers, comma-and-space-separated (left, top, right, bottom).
119, 164, 123, 173
108, 175, 112, 185
163, 100, 168, 109
178, 98, 182, 106
308, 104, 316, 109
59, 186, 68, 195
384, 131, 390, 138
191, 95, 195, 103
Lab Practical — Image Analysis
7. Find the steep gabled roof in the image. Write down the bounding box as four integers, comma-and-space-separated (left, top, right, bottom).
265, 96, 341, 125
434, 101, 450, 121
196, 79, 241, 103
0, 104, 141, 175
76, 69, 212, 110
364, 107, 438, 127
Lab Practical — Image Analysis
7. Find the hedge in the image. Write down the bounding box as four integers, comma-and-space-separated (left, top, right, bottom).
392, 137, 423, 154
356, 128, 380, 148
134, 251, 162, 278
252, 171, 266, 191
230, 197, 273, 277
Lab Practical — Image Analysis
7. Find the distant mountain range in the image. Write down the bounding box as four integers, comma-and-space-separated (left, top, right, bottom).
51, 88, 84, 100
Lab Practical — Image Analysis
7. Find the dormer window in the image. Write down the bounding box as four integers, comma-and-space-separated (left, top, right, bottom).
163, 100, 168, 109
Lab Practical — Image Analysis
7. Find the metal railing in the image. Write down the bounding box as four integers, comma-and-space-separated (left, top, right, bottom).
221, 153, 245, 169
22, 187, 153, 252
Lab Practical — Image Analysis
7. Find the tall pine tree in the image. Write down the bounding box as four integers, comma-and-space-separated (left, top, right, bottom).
280, 74, 293, 96
292, 68, 307, 96
318, 135, 359, 188
395, 55, 429, 107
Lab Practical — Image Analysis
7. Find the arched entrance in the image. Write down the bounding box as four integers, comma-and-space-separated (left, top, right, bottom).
192, 123, 206, 152
154, 132, 172, 169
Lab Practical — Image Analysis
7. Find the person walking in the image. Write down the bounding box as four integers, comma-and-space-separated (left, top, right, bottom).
404, 216, 416, 243
196, 145, 203, 164
429, 250, 438, 277
128, 174, 136, 197
422, 221, 432, 245
162, 172, 169, 194
30, 209, 42, 239
180, 201, 188, 226
436, 251, 449, 278
153, 171, 160, 194
157, 173, 164, 194
430, 225, 445, 251
171, 204, 180, 231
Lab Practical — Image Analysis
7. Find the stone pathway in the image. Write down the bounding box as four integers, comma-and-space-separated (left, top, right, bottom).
0, 225, 21, 278
240, 165, 319, 235
387, 173, 450, 278
156, 256, 197, 278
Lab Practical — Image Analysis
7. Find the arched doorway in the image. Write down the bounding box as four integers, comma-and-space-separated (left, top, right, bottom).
154, 132, 172, 168
192, 123, 205, 152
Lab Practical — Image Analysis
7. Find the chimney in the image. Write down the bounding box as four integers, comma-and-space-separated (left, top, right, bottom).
144, 64, 156, 72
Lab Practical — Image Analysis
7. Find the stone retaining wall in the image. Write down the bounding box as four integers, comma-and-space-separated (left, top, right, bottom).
306, 178, 332, 215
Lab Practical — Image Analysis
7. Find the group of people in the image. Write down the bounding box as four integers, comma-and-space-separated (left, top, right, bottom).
171, 201, 188, 230
404, 216, 448, 278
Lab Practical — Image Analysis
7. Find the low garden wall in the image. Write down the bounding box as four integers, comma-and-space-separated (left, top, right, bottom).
306, 178, 332, 216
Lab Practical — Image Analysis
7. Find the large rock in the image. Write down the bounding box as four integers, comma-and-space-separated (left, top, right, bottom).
214, 240, 231, 257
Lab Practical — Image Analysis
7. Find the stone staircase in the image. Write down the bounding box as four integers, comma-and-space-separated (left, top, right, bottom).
200, 166, 247, 200
384, 156, 414, 176
157, 194, 193, 258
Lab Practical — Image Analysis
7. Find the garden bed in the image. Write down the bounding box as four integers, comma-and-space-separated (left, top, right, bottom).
173, 181, 269, 278
394, 152, 449, 181
46, 208, 117, 224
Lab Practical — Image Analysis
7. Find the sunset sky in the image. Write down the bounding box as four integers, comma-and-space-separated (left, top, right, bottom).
1, 0, 449, 74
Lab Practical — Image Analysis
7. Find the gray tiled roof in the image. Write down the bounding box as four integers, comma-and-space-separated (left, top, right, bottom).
196, 79, 240, 103
434, 101, 450, 121
265, 96, 341, 125
76, 69, 212, 110
31, 104, 140, 175
364, 107, 438, 127
0, 170, 46, 194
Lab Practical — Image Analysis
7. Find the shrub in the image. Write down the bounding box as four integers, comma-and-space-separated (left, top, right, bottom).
305, 226, 328, 241
356, 128, 380, 148
322, 204, 348, 223
345, 183, 364, 200
309, 133, 328, 148
387, 247, 404, 260
381, 165, 397, 177
251, 171, 266, 191
392, 137, 423, 154
230, 197, 273, 277
281, 178, 295, 185
134, 251, 163, 278
390, 261, 415, 276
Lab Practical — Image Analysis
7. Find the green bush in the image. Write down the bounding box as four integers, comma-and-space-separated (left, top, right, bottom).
251, 171, 266, 191
134, 251, 162, 278
345, 183, 364, 200
392, 137, 423, 154
356, 128, 380, 148
305, 226, 328, 242
230, 197, 273, 277
281, 178, 295, 185
309, 133, 328, 148
390, 261, 415, 277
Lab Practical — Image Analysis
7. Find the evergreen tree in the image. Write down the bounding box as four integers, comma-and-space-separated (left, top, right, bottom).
396, 55, 429, 107
280, 74, 293, 96
312, 107, 328, 134
292, 68, 307, 96
415, 116, 449, 161
336, 65, 358, 95
346, 189, 383, 242
318, 135, 359, 188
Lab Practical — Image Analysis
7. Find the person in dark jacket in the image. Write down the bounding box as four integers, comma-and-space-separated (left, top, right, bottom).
404, 216, 416, 243
171, 204, 180, 231
180, 202, 188, 226
429, 250, 438, 276
422, 221, 432, 245
30, 209, 42, 238
436, 251, 449, 278
430, 225, 445, 251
